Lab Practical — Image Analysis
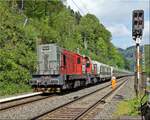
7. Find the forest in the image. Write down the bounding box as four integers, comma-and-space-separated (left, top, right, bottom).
0, 0, 129, 95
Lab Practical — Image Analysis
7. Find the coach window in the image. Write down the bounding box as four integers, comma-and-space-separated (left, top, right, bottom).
77, 57, 81, 64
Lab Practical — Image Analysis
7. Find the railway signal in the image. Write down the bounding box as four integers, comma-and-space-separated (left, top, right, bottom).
132, 10, 144, 96
132, 10, 144, 40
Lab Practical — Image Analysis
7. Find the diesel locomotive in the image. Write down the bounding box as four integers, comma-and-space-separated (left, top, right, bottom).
30, 44, 131, 92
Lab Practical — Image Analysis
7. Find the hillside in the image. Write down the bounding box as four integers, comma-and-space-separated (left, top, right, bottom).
144, 44, 150, 75
118, 44, 150, 75
0, 0, 127, 95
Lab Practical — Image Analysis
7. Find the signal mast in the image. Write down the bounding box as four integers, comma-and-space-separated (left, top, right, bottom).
132, 10, 144, 96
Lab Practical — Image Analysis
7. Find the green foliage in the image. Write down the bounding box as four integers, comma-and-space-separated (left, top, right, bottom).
0, 82, 32, 96
0, 1, 36, 95
114, 96, 148, 116
144, 45, 150, 75
0, 0, 127, 95
24, 0, 63, 18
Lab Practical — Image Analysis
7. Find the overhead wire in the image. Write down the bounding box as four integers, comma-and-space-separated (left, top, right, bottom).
71, 0, 85, 15
80, 0, 90, 13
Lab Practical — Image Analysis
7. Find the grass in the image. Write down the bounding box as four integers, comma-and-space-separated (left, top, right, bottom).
0, 82, 32, 97
114, 95, 148, 116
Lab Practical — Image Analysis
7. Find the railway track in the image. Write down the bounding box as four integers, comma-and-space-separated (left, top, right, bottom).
0, 93, 54, 112
31, 77, 128, 120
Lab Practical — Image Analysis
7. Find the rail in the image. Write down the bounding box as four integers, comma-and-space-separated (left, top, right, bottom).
31, 77, 128, 120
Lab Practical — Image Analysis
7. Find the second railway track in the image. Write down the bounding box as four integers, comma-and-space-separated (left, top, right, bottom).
31, 78, 128, 120
0, 94, 54, 111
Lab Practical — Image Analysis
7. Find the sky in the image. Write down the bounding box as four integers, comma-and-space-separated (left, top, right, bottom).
65, 0, 150, 49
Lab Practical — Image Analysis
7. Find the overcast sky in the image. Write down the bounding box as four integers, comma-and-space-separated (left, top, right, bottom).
66, 0, 150, 49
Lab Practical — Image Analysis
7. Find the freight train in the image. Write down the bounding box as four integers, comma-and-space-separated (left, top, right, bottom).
30, 44, 131, 92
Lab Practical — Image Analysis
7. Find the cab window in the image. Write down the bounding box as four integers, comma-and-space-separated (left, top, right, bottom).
86, 61, 90, 67
63, 55, 66, 66
77, 57, 81, 64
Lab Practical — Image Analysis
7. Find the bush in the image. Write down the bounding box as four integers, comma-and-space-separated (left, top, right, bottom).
0, 82, 32, 96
